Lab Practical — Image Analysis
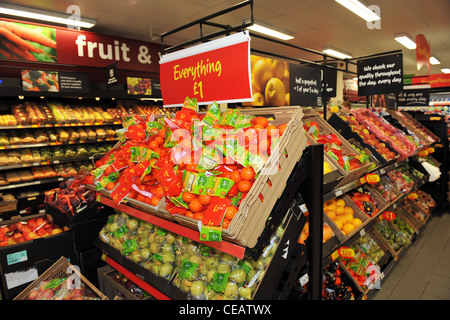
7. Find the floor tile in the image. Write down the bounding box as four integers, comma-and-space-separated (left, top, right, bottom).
423, 282, 450, 300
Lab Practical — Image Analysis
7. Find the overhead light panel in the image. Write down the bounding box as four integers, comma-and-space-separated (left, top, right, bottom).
322, 47, 352, 59
246, 23, 294, 40
394, 34, 416, 50
0, 3, 96, 28
441, 68, 450, 74
335, 0, 380, 22
430, 56, 440, 65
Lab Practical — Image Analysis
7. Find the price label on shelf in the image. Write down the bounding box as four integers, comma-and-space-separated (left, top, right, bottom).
335, 189, 343, 197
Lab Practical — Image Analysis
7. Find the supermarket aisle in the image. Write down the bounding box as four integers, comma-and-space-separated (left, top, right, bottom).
371, 212, 450, 300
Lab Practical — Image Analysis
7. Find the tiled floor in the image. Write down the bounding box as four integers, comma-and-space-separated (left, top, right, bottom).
371, 211, 450, 300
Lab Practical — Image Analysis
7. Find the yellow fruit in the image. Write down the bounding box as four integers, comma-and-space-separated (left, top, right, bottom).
342, 223, 356, 235
324, 161, 333, 174
344, 212, 353, 223
326, 203, 336, 211
252, 92, 266, 106
333, 218, 344, 230
268, 59, 285, 80
285, 93, 290, 106
335, 199, 346, 207
252, 59, 273, 92
352, 218, 363, 228
323, 224, 333, 242
265, 78, 286, 106
325, 209, 336, 219
344, 206, 354, 215
335, 206, 345, 216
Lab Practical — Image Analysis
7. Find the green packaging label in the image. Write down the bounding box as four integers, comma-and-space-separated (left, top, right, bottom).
178, 258, 199, 279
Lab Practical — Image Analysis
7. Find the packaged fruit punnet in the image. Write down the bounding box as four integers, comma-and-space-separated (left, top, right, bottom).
351, 109, 417, 160
99, 212, 178, 280
356, 234, 385, 265
172, 224, 285, 300
374, 220, 411, 253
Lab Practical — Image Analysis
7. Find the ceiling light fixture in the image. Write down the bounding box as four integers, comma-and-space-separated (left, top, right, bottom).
394, 33, 416, 50
335, 0, 380, 22
246, 23, 294, 40
430, 56, 441, 65
0, 3, 96, 28
322, 47, 352, 59
441, 68, 450, 74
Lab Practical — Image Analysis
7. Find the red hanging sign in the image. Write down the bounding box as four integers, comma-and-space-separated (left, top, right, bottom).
416, 34, 430, 74
159, 32, 252, 107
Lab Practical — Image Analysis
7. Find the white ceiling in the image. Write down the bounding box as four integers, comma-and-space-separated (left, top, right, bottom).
2, 0, 450, 77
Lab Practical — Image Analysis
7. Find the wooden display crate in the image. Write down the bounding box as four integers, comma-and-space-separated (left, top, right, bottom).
303, 110, 372, 188
13, 256, 107, 300
172, 106, 308, 248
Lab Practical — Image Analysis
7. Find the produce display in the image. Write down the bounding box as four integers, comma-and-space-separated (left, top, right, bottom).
351, 109, 417, 160
371, 177, 399, 203
388, 110, 437, 145
322, 262, 356, 300
45, 178, 97, 216
303, 120, 364, 172
348, 186, 382, 218
399, 199, 428, 223
0, 101, 175, 127
0, 216, 63, 247
392, 216, 415, 238
340, 245, 379, 291
323, 198, 363, 236
107, 269, 152, 299
340, 114, 397, 161
349, 139, 377, 170
375, 220, 411, 252
385, 168, 415, 194
86, 98, 289, 233
98, 211, 285, 300
356, 234, 385, 265
411, 190, 436, 213
26, 278, 100, 300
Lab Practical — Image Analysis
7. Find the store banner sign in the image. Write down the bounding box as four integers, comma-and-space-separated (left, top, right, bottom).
159, 31, 252, 107
429, 74, 450, 88
397, 89, 429, 107
357, 53, 403, 96
416, 34, 430, 74
0, 18, 160, 73
289, 64, 323, 106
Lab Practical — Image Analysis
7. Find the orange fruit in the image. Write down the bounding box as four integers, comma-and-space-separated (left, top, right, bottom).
335, 199, 346, 207
230, 170, 242, 183
344, 206, 354, 215
157, 129, 166, 138
266, 124, 277, 137
225, 206, 238, 220
105, 182, 116, 191
333, 218, 344, 230
189, 199, 203, 213
182, 192, 196, 203
199, 194, 212, 205
222, 219, 230, 229
237, 180, 252, 193
148, 141, 159, 150
252, 116, 269, 128
150, 197, 161, 206
323, 224, 333, 242
154, 136, 165, 145
352, 218, 363, 228
326, 203, 336, 211
184, 210, 194, 218
342, 223, 355, 235
277, 123, 287, 136
325, 209, 336, 219
344, 212, 354, 224
193, 212, 205, 221
335, 206, 345, 216
240, 167, 255, 181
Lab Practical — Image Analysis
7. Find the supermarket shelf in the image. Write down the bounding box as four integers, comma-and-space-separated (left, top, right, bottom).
96, 194, 247, 259
0, 154, 104, 171
0, 175, 69, 191
0, 137, 118, 150
102, 254, 171, 300
0, 121, 122, 130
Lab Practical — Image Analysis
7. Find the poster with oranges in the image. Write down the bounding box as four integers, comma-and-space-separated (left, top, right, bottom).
246, 55, 290, 107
